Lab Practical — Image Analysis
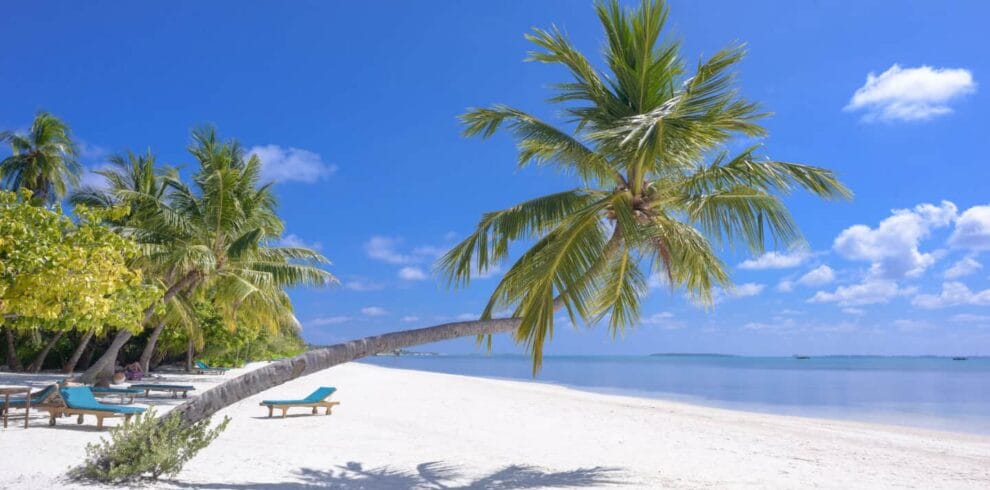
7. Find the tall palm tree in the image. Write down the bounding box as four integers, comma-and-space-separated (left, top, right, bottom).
160, 0, 851, 427
0, 112, 80, 204
77, 128, 334, 383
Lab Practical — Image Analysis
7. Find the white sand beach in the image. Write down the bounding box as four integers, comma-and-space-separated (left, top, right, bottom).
1, 362, 989, 489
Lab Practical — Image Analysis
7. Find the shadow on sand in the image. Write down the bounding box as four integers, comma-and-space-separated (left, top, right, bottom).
168, 461, 628, 489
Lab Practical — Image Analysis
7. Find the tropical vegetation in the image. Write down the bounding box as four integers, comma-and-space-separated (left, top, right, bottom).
0, 113, 333, 380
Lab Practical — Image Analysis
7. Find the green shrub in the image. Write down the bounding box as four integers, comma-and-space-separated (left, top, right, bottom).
68, 407, 230, 483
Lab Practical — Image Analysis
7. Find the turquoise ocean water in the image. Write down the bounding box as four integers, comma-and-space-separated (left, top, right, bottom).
361, 354, 990, 435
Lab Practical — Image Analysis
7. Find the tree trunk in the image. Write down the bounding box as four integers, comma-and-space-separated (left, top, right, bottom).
63, 330, 95, 374
185, 337, 194, 372
27, 331, 65, 373
77, 328, 132, 383
4, 327, 23, 372
78, 271, 200, 383
138, 321, 167, 373
171, 317, 522, 425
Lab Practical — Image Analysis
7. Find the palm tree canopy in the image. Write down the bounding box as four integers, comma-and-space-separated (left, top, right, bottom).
440, 0, 852, 371
0, 112, 80, 204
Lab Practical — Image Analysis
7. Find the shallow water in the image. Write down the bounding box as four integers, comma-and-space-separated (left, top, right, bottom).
361, 354, 990, 435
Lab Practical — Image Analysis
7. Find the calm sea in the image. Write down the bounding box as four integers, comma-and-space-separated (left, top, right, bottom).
361, 354, 990, 435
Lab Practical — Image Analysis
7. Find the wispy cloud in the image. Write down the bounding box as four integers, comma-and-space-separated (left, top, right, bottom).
945, 256, 982, 279
246, 144, 337, 184
398, 266, 428, 281
912, 282, 990, 309
845, 64, 976, 122
361, 306, 388, 317
809, 279, 916, 306
277, 233, 322, 250
344, 278, 386, 292
738, 251, 809, 270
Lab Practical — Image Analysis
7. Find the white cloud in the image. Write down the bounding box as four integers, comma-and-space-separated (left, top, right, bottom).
845, 64, 976, 122
949, 205, 990, 251
641, 312, 684, 330
307, 316, 351, 326
945, 256, 983, 279
950, 314, 990, 324
398, 266, 428, 281
842, 307, 866, 316
738, 251, 809, 270
833, 201, 957, 279
361, 306, 388, 317
912, 282, 990, 309
455, 313, 478, 321
78, 163, 114, 191
344, 278, 385, 292
277, 233, 322, 251
247, 144, 337, 184
810, 279, 916, 306
797, 265, 836, 287
400, 315, 420, 323
776, 280, 794, 293
731, 283, 765, 297
365, 236, 414, 264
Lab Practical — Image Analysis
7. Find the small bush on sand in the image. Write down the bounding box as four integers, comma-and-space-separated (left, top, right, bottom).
68, 407, 230, 483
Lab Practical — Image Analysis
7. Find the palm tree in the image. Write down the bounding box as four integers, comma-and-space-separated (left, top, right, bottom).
0, 112, 80, 204
71, 149, 185, 372
77, 128, 334, 383
160, 0, 851, 427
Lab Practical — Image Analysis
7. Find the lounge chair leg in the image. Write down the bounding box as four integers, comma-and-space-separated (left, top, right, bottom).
49, 413, 56, 426
182, 391, 187, 398
281, 408, 287, 418
326, 406, 332, 415
77, 414, 84, 425
312, 407, 318, 415
97, 417, 104, 429
267, 406, 273, 418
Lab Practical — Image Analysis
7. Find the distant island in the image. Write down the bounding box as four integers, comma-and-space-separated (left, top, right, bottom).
649, 353, 738, 357
374, 349, 439, 357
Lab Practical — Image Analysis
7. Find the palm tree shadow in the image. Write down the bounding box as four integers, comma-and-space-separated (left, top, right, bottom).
168, 460, 627, 489
299, 461, 627, 489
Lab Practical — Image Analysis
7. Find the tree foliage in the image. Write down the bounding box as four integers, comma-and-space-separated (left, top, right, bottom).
441, 0, 852, 371
0, 112, 80, 204
0, 189, 160, 335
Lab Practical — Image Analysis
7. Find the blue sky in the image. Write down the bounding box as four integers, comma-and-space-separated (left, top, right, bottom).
3, 1, 989, 356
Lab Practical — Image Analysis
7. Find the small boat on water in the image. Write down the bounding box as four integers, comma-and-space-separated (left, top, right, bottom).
793, 355, 811, 360
952, 356, 968, 361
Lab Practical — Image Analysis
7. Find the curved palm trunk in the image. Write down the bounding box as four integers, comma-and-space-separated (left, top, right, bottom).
171, 317, 522, 425
4, 327, 23, 372
27, 331, 65, 373
138, 321, 166, 373
78, 271, 200, 383
63, 330, 95, 374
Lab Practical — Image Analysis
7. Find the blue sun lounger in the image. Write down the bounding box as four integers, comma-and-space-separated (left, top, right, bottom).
5, 384, 58, 408
195, 360, 227, 375
91, 386, 143, 404
129, 383, 195, 399
259, 387, 339, 418
51, 386, 146, 429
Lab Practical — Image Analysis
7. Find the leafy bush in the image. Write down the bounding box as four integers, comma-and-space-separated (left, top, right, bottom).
68, 407, 230, 483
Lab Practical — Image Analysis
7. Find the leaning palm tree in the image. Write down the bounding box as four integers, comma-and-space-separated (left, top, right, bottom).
162, 0, 850, 426
0, 112, 80, 204
77, 128, 334, 383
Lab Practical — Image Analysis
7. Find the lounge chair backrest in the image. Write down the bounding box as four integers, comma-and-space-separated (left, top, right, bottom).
195, 360, 208, 369
61, 386, 103, 410
303, 387, 337, 403
31, 384, 57, 403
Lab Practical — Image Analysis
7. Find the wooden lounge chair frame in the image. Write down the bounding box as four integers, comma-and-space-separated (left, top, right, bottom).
195, 361, 227, 375
261, 400, 341, 418
131, 385, 194, 399
48, 407, 143, 429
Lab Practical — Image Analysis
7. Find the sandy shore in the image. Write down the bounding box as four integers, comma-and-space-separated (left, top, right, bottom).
1, 362, 988, 489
